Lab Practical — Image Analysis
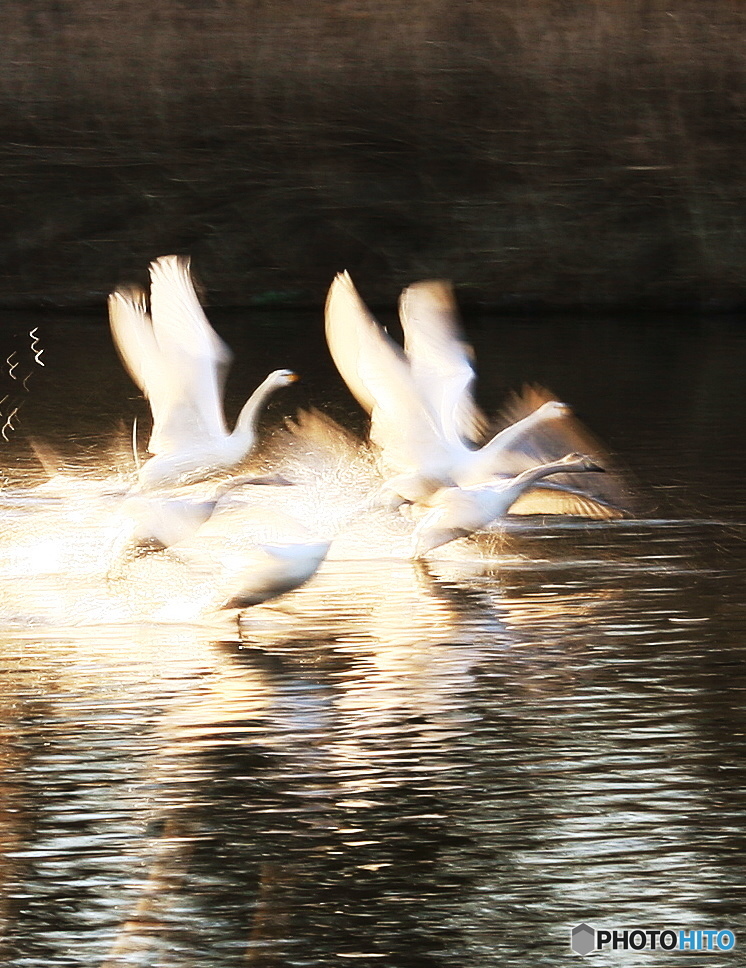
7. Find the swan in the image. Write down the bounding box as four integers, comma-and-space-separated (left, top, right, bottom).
325, 273, 626, 510
108, 255, 297, 489
412, 453, 609, 556
112, 471, 296, 558
218, 540, 331, 610
121, 490, 221, 552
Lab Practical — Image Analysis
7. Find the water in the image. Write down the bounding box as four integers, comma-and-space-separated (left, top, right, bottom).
0, 312, 744, 967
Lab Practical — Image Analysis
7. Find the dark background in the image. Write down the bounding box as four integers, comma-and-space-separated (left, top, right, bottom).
1, 0, 744, 311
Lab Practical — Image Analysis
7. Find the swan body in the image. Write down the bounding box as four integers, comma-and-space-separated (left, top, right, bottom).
134, 368, 297, 489
110, 472, 296, 567
375, 398, 573, 507
219, 540, 331, 609
412, 453, 608, 556
325, 272, 608, 508
122, 491, 221, 551
109, 255, 297, 489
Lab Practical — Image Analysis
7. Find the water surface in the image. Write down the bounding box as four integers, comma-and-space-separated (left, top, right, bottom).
0, 312, 744, 967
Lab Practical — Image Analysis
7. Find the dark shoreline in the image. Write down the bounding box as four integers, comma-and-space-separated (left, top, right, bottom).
0, 1, 744, 312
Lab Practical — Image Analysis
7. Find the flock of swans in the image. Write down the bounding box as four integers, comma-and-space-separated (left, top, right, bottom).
65, 252, 633, 621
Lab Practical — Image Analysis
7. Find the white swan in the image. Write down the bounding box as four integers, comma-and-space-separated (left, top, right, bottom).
108, 255, 297, 489
325, 273, 623, 509
121, 490, 222, 552
412, 453, 609, 556
110, 471, 296, 564
218, 540, 331, 610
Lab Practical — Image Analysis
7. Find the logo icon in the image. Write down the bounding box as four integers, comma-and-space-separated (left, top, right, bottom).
571, 924, 596, 956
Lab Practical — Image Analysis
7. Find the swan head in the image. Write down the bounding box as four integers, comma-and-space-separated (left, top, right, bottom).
557, 452, 606, 473
266, 368, 299, 388
536, 400, 572, 419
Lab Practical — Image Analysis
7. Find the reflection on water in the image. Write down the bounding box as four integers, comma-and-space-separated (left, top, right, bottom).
0, 315, 745, 966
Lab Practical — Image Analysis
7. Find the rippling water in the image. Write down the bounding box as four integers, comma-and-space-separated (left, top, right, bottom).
0, 313, 744, 967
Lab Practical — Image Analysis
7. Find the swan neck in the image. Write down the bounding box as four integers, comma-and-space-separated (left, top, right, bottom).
232, 376, 279, 441
463, 407, 552, 481
511, 459, 576, 491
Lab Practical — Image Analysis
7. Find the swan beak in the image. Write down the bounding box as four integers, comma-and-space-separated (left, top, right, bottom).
565, 453, 607, 473
287, 372, 300, 383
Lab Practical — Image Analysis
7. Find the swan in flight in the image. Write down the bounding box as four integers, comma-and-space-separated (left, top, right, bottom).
218, 540, 331, 610
325, 272, 629, 512
108, 255, 297, 489
412, 453, 608, 556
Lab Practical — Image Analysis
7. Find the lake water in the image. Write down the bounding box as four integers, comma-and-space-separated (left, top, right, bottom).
0, 311, 744, 967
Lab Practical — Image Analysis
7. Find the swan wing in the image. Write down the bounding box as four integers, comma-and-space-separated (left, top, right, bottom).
399, 280, 487, 444
108, 287, 177, 453
325, 271, 407, 416
360, 350, 446, 476
148, 255, 233, 450
325, 272, 450, 475
506, 482, 626, 519
481, 385, 639, 512
487, 386, 584, 472
108, 287, 157, 393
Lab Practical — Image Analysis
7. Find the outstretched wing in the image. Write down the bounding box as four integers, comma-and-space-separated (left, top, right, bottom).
489, 385, 640, 513
325, 271, 408, 416
399, 280, 486, 445
507, 482, 626, 519
325, 272, 449, 475
108, 286, 175, 454
108, 286, 158, 395
147, 255, 233, 451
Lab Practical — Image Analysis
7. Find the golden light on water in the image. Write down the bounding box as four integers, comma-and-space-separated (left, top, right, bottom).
0, 411, 548, 635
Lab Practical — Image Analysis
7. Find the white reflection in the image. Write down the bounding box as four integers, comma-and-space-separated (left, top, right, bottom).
0, 472, 719, 968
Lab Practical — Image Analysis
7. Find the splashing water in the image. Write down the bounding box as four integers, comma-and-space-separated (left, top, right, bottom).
3, 401, 691, 638
0, 411, 441, 631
